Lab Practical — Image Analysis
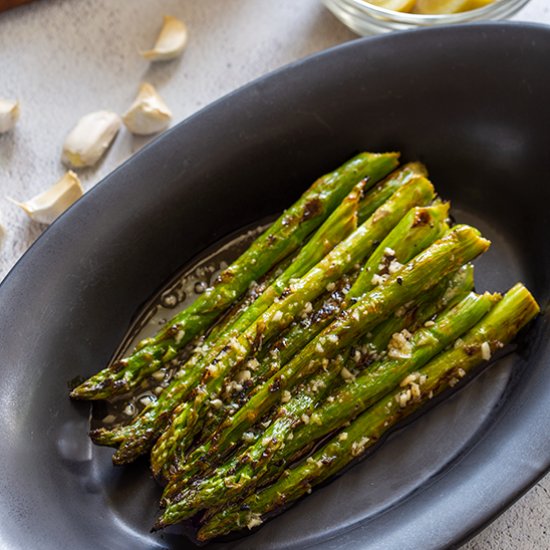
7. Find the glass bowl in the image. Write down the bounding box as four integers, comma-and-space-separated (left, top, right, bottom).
323, 0, 531, 34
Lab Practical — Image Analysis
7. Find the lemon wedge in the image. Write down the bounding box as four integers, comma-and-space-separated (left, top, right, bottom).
367, 0, 417, 11
414, 0, 494, 14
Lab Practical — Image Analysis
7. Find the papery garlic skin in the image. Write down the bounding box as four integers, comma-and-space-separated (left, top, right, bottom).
62, 111, 121, 168
122, 83, 172, 136
141, 15, 188, 61
10, 171, 83, 225
0, 99, 20, 133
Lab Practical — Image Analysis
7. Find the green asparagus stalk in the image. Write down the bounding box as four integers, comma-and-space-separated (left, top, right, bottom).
71, 152, 399, 400
91, 173, 364, 449
195, 284, 539, 541
190, 225, 490, 472
146, 178, 435, 472
152, 203, 449, 480
157, 289, 495, 524
159, 264, 475, 503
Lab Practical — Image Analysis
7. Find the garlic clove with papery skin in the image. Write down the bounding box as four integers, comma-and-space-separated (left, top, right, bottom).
0, 99, 20, 133
141, 15, 188, 61
62, 111, 121, 168
9, 171, 83, 225
122, 83, 172, 136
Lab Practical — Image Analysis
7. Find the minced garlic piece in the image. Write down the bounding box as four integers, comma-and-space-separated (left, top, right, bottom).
246, 512, 263, 530
481, 341, 491, 361
340, 367, 355, 381
235, 369, 251, 384
272, 310, 283, 323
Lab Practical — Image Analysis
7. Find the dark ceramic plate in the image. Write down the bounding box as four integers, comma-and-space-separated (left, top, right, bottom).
0, 22, 549, 550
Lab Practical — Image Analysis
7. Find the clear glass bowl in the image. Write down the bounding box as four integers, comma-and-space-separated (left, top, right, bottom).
323, 0, 531, 34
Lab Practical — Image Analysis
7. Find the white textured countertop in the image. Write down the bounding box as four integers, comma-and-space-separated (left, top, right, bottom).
0, 1, 548, 548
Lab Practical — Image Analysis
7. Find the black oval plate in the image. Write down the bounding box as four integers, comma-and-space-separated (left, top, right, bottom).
0, 22, 549, 550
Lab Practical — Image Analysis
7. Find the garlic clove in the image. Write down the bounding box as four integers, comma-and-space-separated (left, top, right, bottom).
9, 171, 83, 225
122, 82, 172, 136
141, 15, 188, 61
62, 110, 121, 168
0, 217, 6, 246
0, 99, 20, 134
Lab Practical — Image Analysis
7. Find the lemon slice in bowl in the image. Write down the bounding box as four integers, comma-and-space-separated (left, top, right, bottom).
366, 0, 417, 12
414, 0, 494, 14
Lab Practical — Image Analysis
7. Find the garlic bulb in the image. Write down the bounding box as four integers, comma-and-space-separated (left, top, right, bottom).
122, 83, 172, 135
9, 171, 83, 225
141, 15, 188, 61
62, 111, 121, 168
0, 99, 20, 133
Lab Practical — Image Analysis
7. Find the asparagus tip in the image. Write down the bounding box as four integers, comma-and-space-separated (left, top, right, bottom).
150, 520, 164, 532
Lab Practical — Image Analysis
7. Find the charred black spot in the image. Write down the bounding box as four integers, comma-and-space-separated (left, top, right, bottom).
239, 455, 251, 465
280, 287, 292, 299
216, 269, 236, 284
397, 276, 403, 286
165, 325, 180, 337
464, 344, 477, 356
267, 234, 278, 246
269, 378, 281, 393
412, 209, 431, 227
301, 197, 323, 221
112, 379, 126, 390
110, 361, 125, 373
312, 301, 339, 323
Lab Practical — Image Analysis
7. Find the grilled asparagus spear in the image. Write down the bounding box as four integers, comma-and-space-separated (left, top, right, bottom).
195, 284, 539, 541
